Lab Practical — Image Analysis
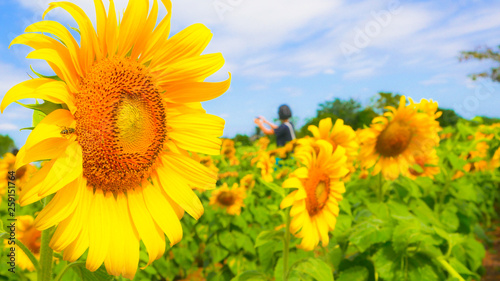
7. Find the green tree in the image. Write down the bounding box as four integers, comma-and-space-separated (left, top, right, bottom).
437, 108, 462, 127
0, 134, 15, 156
355, 108, 378, 129
371, 92, 402, 113
317, 98, 361, 126
233, 134, 252, 146
460, 45, 500, 82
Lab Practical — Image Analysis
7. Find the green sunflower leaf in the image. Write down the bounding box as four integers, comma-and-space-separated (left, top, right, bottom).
337, 266, 368, 281
254, 229, 284, 248
231, 270, 268, 281
257, 177, 284, 198
288, 257, 334, 281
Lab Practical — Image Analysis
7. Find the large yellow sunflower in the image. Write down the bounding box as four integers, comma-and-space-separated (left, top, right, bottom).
280, 139, 349, 251
358, 96, 440, 180
1, 0, 229, 278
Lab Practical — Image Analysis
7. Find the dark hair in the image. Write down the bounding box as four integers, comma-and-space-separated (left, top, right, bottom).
278, 104, 292, 120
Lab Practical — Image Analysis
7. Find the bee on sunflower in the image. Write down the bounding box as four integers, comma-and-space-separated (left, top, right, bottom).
1, 0, 230, 278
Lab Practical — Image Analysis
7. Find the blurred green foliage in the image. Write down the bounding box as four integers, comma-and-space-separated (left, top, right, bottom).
0, 134, 15, 156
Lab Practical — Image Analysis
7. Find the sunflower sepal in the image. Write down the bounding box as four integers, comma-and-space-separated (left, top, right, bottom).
15, 100, 64, 128
30, 65, 63, 82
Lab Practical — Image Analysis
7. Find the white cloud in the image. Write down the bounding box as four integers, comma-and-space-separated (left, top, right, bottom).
421, 74, 449, 86
0, 123, 18, 131
12, 0, 500, 82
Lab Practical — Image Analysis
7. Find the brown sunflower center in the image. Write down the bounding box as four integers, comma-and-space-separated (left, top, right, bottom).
304, 169, 330, 216
375, 120, 412, 157
217, 191, 236, 206
74, 57, 166, 193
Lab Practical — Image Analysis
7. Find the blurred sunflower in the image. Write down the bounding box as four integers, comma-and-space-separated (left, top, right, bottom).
209, 183, 246, 215
306, 118, 358, 173
1, 0, 229, 278
488, 147, 500, 170
408, 149, 440, 179
269, 139, 297, 159
280, 139, 349, 251
252, 152, 274, 182
191, 152, 219, 173
217, 171, 239, 179
0, 153, 37, 204
221, 139, 239, 165
0, 153, 15, 203
239, 174, 255, 189
256, 136, 270, 151
4, 216, 42, 271
358, 96, 440, 180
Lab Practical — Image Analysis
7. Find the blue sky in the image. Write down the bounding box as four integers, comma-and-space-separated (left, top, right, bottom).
1, 0, 500, 148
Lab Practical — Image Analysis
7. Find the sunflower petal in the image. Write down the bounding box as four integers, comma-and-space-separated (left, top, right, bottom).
50, 178, 92, 252
149, 23, 213, 69
86, 189, 110, 272
44, 1, 101, 71
38, 141, 82, 198
34, 177, 81, 230
24, 20, 83, 76
1, 79, 74, 114
161, 153, 217, 189
155, 53, 225, 83
127, 189, 165, 266
116, 193, 140, 279
142, 182, 183, 245
155, 165, 204, 219
162, 75, 231, 104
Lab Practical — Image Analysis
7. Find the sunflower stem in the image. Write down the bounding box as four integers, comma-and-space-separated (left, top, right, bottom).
15, 238, 40, 272
436, 256, 465, 281
38, 195, 55, 281
436, 171, 451, 214
377, 173, 383, 201
283, 208, 291, 280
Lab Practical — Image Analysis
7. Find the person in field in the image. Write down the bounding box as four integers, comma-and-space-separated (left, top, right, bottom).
254, 104, 296, 147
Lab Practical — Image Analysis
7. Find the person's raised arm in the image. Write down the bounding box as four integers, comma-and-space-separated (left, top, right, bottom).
254, 118, 275, 135
258, 116, 278, 129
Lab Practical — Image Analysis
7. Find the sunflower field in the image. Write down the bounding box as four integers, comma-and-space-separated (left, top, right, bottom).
1, 0, 500, 281
2, 98, 500, 281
